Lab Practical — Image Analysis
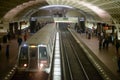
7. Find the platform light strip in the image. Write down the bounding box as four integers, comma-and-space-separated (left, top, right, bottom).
4, 65, 17, 80
53, 32, 61, 80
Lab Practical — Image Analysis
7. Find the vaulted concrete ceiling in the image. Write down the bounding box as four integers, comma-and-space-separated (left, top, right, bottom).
0, 0, 120, 25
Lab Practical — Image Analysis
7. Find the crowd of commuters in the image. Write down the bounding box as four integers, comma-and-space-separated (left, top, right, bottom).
98, 32, 114, 50
74, 24, 120, 73
93, 31, 120, 72
98, 31, 120, 72
0, 21, 49, 60
0, 30, 28, 60
0, 31, 11, 60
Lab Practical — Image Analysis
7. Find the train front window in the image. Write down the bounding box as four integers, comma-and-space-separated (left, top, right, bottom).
29, 46, 38, 69
39, 47, 48, 59
29, 47, 37, 58
19, 46, 28, 60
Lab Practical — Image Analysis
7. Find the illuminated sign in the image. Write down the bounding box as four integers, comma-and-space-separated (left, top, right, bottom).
54, 17, 78, 23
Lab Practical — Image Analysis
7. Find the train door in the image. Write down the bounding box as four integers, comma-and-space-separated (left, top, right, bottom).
38, 46, 48, 69
29, 45, 38, 69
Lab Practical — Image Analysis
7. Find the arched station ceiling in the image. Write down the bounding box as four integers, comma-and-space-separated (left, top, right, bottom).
0, 0, 120, 25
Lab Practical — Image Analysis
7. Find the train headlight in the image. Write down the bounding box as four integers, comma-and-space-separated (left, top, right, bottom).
24, 64, 27, 67
40, 64, 44, 69
39, 61, 48, 70
23, 44, 27, 47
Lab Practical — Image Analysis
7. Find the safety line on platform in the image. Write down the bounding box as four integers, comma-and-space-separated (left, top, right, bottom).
53, 32, 61, 80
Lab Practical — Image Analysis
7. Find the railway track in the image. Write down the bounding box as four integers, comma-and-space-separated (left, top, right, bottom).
59, 23, 103, 80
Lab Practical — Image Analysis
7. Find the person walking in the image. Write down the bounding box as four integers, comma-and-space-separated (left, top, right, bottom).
6, 44, 10, 60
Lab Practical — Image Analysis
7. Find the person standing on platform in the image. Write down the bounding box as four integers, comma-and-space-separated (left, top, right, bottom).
117, 57, 120, 72
3, 35, 7, 43
116, 39, 119, 54
7, 32, 11, 42
17, 36, 23, 47
0, 43, 2, 54
88, 32, 91, 39
115, 38, 120, 72
24, 32, 27, 41
99, 38, 103, 50
6, 44, 10, 60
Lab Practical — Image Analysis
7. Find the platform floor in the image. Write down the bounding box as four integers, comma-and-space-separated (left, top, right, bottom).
0, 33, 30, 80
0, 39, 18, 80
70, 28, 120, 80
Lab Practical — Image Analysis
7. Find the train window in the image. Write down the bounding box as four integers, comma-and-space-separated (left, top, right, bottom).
19, 46, 28, 60
39, 47, 48, 59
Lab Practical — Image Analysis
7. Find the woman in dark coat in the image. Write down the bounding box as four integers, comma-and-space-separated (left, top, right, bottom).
17, 36, 23, 47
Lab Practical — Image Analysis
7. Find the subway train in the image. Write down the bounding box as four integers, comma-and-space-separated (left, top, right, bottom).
17, 23, 57, 73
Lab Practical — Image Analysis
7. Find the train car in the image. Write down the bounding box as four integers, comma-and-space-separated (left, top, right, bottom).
17, 23, 57, 73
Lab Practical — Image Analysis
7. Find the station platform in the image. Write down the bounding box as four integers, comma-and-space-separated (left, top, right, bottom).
0, 39, 18, 80
0, 33, 30, 80
70, 28, 120, 80
0, 28, 120, 80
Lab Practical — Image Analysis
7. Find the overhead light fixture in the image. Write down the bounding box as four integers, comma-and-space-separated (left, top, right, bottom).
39, 5, 73, 9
